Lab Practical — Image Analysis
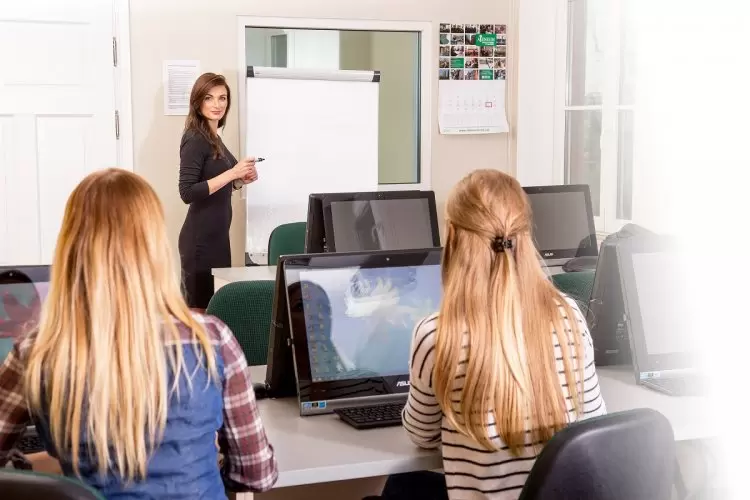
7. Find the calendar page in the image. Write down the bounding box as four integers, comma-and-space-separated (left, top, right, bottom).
438, 79, 509, 134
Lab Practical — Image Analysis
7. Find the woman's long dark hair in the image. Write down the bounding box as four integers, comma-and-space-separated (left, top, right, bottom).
184, 72, 231, 159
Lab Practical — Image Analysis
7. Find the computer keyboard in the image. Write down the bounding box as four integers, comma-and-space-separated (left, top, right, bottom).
642, 377, 708, 397
17, 433, 45, 454
334, 401, 406, 429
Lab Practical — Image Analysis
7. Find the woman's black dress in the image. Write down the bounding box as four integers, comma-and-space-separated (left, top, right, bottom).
178, 130, 238, 309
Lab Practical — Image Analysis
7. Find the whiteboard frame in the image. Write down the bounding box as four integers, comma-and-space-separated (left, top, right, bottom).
237, 16, 432, 191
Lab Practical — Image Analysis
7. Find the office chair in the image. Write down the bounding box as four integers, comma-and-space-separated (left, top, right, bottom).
0, 337, 13, 363
206, 280, 274, 365
550, 270, 594, 312
267, 222, 306, 266
518, 408, 676, 500
0, 469, 105, 499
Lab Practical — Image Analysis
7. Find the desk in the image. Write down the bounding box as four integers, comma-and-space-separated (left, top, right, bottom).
14, 366, 715, 499
213, 266, 277, 292
248, 367, 440, 488
595, 366, 716, 441
248, 365, 715, 489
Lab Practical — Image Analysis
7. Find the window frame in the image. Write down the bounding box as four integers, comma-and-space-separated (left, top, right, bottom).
236, 16, 432, 191
517, 0, 632, 234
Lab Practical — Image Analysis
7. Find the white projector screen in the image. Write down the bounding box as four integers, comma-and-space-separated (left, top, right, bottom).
244, 67, 380, 255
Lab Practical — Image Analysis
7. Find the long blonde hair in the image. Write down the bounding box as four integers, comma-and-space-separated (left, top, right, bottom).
24, 168, 218, 481
434, 169, 584, 455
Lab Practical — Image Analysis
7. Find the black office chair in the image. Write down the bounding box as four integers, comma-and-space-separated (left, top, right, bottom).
519, 408, 676, 500
0, 469, 104, 499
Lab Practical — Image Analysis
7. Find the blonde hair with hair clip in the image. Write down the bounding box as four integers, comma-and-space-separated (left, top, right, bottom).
434, 169, 584, 455
24, 168, 218, 481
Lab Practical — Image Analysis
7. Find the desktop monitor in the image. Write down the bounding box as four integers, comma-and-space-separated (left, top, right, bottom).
280, 247, 442, 415
304, 194, 327, 254
321, 191, 440, 253
523, 184, 598, 267
617, 236, 699, 381
587, 224, 656, 366
0, 265, 50, 340
263, 257, 299, 398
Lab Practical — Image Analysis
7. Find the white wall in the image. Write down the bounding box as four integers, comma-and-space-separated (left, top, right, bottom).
339, 31, 372, 70
371, 32, 419, 184
286, 30, 340, 69
516, 0, 563, 187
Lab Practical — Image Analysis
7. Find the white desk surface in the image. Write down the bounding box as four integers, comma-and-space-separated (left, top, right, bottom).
248, 365, 714, 488
213, 266, 277, 283
595, 366, 716, 442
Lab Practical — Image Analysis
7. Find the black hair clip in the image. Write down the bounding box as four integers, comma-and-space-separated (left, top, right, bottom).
492, 236, 513, 253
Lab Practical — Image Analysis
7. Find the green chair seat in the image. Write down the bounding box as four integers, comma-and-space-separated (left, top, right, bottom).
551, 270, 595, 313
267, 222, 306, 266
0, 337, 13, 363
206, 280, 274, 366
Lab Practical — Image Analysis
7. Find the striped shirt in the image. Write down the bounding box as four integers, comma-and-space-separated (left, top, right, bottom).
402, 297, 606, 500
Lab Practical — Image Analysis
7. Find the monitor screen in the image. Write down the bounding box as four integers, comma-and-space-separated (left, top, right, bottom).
325, 197, 439, 252
630, 251, 695, 356
297, 263, 441, 382
524, 186, 597, 260
0, 267, 50, 340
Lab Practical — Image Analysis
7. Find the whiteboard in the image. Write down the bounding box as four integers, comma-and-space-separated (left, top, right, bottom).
244, 67, 380, 254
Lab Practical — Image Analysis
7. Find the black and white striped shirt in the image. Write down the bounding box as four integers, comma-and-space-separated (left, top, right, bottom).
402, 296, 607, 500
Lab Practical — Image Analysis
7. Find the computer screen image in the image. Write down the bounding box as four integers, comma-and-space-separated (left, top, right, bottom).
523, 185, 598, 264
299, 265, 441, 382
282, 248, 442, 415
326, 199, 438, 252
321, 191, 440, 253
0, 266, 50, 340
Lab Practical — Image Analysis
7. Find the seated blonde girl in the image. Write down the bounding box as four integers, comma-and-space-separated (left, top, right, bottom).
379, 169, 606, 500
0, 169, 277, 498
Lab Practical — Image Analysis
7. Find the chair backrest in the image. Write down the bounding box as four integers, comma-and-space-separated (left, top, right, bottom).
206, 280, 274, 366
550, 270, 595, 312
0, 469, 105, 499
267, 222, 306, 266
0, 337, 13, 363
519, 408, 676, 500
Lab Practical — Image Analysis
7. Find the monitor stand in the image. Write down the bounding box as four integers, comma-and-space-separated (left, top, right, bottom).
562, 255, 598, 273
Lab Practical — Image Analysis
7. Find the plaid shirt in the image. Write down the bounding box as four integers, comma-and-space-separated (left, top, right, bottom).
0, 313, 278, 493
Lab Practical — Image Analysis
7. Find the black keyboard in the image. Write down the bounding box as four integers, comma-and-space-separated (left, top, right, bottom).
642, 377, 707, 397
17, 433, 45, 454
334, 401, 406, 429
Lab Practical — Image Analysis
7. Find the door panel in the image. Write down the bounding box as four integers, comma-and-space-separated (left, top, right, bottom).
0, 0, 118, 265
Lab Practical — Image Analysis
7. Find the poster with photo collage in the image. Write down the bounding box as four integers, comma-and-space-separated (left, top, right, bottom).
439, 23, 507, 81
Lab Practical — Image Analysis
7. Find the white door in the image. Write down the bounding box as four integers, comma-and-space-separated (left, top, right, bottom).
0, 1, 119, 265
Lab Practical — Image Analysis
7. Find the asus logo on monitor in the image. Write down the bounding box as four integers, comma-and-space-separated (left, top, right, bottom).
543, 252, 554, 257
396, 380, 410, 387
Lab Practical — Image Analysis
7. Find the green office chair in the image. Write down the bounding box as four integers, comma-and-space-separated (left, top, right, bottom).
206, 280, 274, 366
267, 222, 306, 266
550, 270, 595, 313
0, 337, 13, 363
0, 468, 105, 499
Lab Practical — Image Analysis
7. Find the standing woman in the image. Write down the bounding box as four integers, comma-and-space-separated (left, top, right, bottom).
179, 72, 258, 310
